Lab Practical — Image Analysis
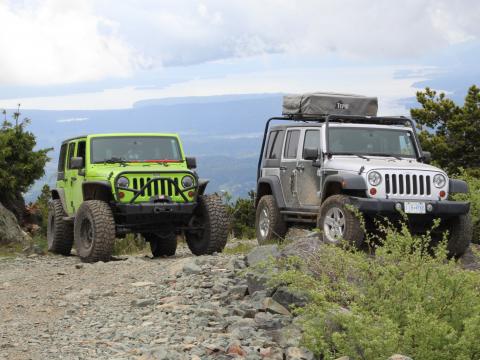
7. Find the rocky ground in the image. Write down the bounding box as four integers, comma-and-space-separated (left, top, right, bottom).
0, 241, 312, 360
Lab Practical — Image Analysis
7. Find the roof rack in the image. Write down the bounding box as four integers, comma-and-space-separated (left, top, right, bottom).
281, 114, 412, 126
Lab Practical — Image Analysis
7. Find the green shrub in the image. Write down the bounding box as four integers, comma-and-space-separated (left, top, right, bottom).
113, 234, 147, 255
453, 171, 480, 244
0, 111, 51, 202
223, 241, 255, 255
222, 190, 256, 239
34, 184, 51, 235
269, 224, 480, 360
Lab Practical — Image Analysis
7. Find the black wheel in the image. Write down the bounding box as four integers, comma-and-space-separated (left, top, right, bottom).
445, 213, 472, 257
317, 195, 364, 247
185, 194, 228, 255
74, 200, 115, 263
47, 199, 74, 255
145, 232, 177, 257
255, 195, 287, 245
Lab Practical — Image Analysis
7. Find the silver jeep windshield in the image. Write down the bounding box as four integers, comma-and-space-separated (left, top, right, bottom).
90, 136, 182, 164
328, 127, 417, 158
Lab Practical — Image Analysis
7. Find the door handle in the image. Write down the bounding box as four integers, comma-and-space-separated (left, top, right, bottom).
280, 166, 287, 171
296, 164, 305, 171
71, 177, 77, 182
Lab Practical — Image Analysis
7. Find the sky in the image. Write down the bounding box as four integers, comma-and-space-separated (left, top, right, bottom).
0, 0, 479, 112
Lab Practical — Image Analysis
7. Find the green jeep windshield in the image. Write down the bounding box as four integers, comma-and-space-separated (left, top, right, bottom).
91, 136, 183, 163
329, 127, 417, 158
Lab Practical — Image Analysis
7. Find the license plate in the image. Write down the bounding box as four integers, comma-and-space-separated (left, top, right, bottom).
404, 202, 426, 214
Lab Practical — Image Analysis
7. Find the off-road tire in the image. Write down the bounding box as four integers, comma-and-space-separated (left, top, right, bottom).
445, 213, 472, 257
145, 232, 177, 257
185, 194, 228, 255
74, 200, 115, 263
317, 195, 364, 247
255, 195, 287, 245
47, 199, 74, 255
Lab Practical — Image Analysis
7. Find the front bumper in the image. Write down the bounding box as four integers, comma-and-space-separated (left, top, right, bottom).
350, 197, 470, 217
112, 201, 197, 233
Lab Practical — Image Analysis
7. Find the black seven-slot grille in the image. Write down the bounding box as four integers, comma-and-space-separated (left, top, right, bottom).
385, 173, 431, 196
131, 176, 181, 197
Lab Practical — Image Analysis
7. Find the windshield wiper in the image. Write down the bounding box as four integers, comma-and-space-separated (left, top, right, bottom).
368, 153, 402, 160
333, 152, 369, 160
103, 157, 127, 165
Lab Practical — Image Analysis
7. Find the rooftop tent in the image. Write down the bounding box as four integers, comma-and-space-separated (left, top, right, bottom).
282, 92, 378, 117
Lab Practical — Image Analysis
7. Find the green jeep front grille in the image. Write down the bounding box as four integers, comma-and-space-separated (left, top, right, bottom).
131, 176, 180, 197
117, 173, 193, 203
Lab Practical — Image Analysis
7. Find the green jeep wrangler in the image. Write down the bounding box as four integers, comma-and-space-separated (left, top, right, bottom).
47, 133, 228, 262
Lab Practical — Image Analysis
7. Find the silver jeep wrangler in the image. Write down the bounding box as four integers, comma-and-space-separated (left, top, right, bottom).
255, 93, 472, 256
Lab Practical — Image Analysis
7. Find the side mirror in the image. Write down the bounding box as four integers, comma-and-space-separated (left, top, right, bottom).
186, 156, 197, 169
304, 147, 319, 161
70, 157, 84, 169
422, 151, 431, 164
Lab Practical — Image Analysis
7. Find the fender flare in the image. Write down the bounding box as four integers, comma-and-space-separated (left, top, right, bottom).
449, 179, 469, 194
322, 174, 367, 201
198, 179, 209, 196
51, 188, 68, 213
256, 176, 286, 208
82, 181, 114, 202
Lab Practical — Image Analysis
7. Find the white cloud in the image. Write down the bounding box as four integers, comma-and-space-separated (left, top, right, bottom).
56, 117, 88, 123
0, 0, 478, 86
0, 0, 145, 85
95, 0, 480, 66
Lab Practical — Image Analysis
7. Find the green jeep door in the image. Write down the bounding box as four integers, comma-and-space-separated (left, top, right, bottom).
64, 139, 86, 215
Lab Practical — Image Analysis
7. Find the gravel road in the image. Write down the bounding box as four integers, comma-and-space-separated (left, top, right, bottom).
0, 243, 310, 360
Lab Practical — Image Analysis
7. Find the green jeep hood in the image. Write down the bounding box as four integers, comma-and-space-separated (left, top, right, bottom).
87, 163, 188, 179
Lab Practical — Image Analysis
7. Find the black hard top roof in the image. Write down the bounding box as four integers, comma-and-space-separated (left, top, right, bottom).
61, 135, 87, 144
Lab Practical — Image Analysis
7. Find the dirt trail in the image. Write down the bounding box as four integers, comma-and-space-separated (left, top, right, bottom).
0, 243, 303, 360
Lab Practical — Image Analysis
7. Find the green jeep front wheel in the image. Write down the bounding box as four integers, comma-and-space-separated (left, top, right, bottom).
185, 195, 228, 255
74, 200, 116, 263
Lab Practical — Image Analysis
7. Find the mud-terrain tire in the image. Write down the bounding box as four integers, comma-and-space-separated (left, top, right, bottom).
185, 194, 228, 255
255, 195, 287, 245
445, 213, 472, 257
145, 232, 177, 257
47, 199, 74, 255
317, 195, 364, 247
74, 200, 115, 263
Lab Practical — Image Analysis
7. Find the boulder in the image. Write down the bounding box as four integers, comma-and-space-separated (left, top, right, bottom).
246, 271, 275, 295
262, 297, 291, 316
280, 234, 323, 259
285, 346, 314, 360
389, 355, 413, 360
272, 286, 309, 309
0, 202, 29, 245
246, 245, 280, 267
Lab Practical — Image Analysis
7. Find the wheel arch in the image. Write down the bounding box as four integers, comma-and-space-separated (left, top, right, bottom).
51, 188, 68, 213
82, 181, 114, 202
198, 179, 209, 196
321, 174, 368, 202
255, 176, 285, 208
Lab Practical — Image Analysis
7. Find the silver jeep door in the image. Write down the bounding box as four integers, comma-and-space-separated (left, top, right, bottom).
280, 129, 301, 208
297, 128, 322, 207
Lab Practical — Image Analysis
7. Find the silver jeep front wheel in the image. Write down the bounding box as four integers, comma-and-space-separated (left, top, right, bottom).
318, 195, 364, 247
323, 207, 346, 243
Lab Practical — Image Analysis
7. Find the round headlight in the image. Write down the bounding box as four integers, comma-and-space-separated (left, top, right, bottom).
181, 175, 194, 188
368, 171, 382, 186
433, 174, 446, 188
117, 176, 129, 188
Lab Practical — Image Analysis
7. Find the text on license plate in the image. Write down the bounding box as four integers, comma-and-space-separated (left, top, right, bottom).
404, 202, 426, 214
